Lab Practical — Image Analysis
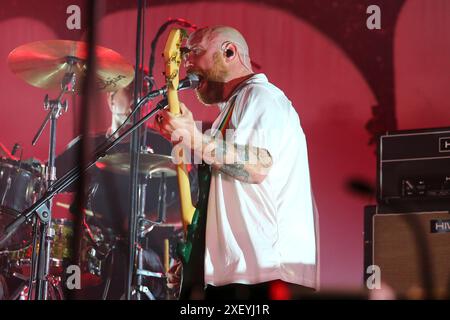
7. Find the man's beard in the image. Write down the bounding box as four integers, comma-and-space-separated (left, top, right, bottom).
195, 53, 228, 105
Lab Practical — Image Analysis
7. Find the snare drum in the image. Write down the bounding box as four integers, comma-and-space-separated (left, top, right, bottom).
5, 219, 74, 276
0, 158, 45, 251
50, 219, 74, 270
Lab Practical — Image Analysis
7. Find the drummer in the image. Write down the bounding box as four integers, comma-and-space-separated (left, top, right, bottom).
55, 71, 192, 299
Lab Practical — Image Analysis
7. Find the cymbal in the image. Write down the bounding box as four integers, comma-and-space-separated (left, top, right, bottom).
96, 153, 177, 178
8, 40, 134, 92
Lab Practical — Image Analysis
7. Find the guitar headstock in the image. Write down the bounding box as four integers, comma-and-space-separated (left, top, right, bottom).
163, 28, 185, 91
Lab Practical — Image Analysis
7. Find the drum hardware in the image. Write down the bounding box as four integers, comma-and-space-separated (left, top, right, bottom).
3, 39, 139, 300
100, 243, 116, 300
8, 44, 89, 299
79, 181, 117, 291
79, 222, 117, 290
0, 88, 175, 299
24, 66, 77, 300
136, 244, 156, 300
1, 38, 198, 299
132, 170, 171, 300
134, 172, 156, 300
136, 268, 165, 278
126, 0, 145, 300
134, 239, 170, 300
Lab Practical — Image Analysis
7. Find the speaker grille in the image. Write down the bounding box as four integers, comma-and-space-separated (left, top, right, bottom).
373, 211, 450, 298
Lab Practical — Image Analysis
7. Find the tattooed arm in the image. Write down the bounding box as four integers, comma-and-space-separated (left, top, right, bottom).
157, 102, 273, 183
195, 135, 273, 184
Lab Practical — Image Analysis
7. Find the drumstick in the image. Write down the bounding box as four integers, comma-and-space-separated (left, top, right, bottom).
0, 142, 16, 159
56, 202, 94, 217
164, 238, 170, 273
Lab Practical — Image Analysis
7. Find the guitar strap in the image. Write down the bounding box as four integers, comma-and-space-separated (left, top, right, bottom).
216, 96, 237, 137
179, 96, 237, 299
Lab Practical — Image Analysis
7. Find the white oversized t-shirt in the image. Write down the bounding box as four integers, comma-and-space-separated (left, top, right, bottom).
204, 74, 317, 288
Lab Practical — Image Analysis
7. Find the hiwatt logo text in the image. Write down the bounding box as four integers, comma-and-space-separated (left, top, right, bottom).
430, 219, 450, 233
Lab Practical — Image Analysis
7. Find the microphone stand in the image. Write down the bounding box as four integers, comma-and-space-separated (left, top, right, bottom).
133, 171, 168, 300
127, 0, 144, 300
28, 70, 75, 300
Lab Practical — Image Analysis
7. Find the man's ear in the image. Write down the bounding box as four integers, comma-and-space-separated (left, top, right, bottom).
223, 42, 238, 61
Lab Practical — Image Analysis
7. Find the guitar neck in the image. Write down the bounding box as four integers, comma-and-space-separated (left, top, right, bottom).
164, 28, 196, 234
167, 90, 195, 232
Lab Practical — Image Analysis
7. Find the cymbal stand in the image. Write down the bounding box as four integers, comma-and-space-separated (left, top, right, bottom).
133, 171, 168, 300
29, 68, 75, 300
134, 174, 153, 300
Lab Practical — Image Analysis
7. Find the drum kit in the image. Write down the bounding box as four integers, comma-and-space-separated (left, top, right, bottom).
0, 40, 181, 300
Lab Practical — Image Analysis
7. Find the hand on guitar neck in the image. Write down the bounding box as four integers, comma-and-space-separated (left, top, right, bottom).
156, 101, 201, 150
157, 101, 273, 184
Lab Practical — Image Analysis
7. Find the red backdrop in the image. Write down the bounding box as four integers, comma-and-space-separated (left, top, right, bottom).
1, 0, 449, 291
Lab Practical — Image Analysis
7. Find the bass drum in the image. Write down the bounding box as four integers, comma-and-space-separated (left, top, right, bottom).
0, 158, 45, 251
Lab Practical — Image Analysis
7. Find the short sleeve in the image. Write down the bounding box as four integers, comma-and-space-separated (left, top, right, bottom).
229, 85, 288, 163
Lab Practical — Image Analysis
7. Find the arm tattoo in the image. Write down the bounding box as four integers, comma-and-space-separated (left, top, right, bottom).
257, 148, 273, 168
219, 164, 250, 183
202, 136, 273, 183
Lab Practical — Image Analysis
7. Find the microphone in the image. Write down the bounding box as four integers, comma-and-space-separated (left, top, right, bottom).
143, 73, 200, 100
133, 74, 199, 116
153, 74, 201, 110
177, 73, 200, 91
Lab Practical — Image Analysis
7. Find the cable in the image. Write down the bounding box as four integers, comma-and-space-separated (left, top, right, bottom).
141, 0, 148, 150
